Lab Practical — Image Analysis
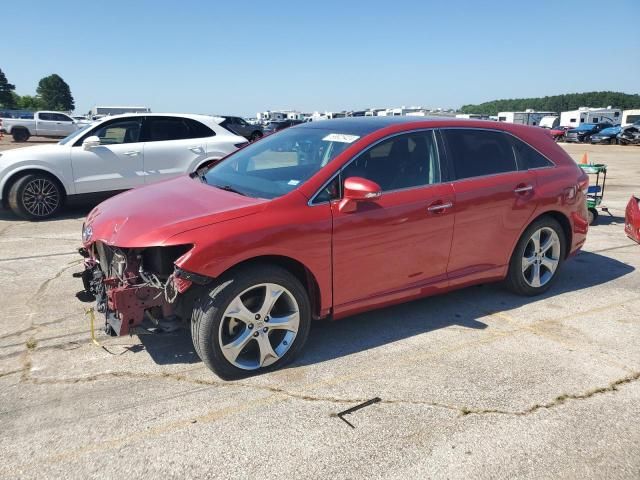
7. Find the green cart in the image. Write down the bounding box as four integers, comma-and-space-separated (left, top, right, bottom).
579, 163, 609, 225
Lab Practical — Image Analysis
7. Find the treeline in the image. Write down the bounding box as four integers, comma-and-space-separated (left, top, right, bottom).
0, 68, 75, 112
459, 91, 640, 115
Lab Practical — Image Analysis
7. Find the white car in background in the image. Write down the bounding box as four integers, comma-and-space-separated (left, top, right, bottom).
0, 113, 248, 219
2, 111, 83, 142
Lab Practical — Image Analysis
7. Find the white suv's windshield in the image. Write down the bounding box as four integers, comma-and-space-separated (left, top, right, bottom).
201, 127, 359, 199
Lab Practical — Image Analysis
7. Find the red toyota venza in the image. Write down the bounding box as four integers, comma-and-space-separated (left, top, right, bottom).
80, 117, 589, 379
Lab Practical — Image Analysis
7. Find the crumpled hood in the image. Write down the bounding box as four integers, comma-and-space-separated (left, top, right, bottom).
84, 175, 268, 247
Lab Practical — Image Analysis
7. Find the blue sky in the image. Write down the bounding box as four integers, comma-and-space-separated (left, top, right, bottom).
2, 0, 639, 116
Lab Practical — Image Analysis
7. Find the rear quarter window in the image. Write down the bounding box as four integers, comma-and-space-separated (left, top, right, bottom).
509, 136, 554, 169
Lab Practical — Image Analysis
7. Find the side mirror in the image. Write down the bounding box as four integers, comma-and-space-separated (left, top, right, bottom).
82, 136, 101, 150
338, 177, 382, 213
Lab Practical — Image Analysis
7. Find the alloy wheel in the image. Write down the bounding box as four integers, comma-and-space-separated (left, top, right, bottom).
521, 227, 561, 288
218, 283, 300, 370
22, 178, 60, 217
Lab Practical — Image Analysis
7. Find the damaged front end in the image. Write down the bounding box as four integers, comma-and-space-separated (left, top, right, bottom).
79, 242, 210, 336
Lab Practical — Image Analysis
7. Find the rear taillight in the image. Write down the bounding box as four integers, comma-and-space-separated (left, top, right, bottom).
578, 177, 589, 195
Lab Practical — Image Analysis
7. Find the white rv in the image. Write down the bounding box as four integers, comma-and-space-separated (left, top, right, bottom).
559, 107, 621, 127
90, 106, 150, 118
621, 109, 640, 126
497, 110, 556, 126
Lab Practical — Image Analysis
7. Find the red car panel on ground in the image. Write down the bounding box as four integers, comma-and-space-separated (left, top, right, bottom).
625, 195, 640, 244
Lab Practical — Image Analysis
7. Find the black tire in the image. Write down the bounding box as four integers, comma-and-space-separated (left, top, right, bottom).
249, 131, 263, 142
191, 264, 311, 379
8, 173, 64, 220
505, 216, 566, 296
610, 137, 617, 145
12, 128, 30, 142
588, 208, 599, 225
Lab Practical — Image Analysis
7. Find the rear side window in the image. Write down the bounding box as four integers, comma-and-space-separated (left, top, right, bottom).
509, 136, 554, 169
146, 117, 214, 141
443, 129, 516, 180
50, 113, 72, 122
39, 113, 54, 121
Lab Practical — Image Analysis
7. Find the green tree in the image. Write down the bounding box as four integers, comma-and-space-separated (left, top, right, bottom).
15, 94, 45, 110
0, 68, 16, 108
36, 74, 75, 111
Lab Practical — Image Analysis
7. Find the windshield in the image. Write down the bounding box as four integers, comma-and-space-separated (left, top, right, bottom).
202, 127, 358, 199
58, 123, 94, 145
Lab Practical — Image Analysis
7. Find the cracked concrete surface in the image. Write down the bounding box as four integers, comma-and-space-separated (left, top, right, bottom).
0, 142, 639, 479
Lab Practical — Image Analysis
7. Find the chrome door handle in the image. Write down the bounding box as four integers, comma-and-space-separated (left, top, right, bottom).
514, 185, 534, 193
427, 201, 453, 212
123, 151, 140, 156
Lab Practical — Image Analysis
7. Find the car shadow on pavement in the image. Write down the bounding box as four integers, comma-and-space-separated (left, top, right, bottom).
592, 213, 625, 226
125, 250, 634, 370
291, 250, 634, 369
137, 328, 200, 365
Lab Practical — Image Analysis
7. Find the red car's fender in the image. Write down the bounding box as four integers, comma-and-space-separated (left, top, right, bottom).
169, 192, 334, 317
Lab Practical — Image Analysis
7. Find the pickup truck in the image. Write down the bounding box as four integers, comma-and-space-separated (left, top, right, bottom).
1, 111, 84, 142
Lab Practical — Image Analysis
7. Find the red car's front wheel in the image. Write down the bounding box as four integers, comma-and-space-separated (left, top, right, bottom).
191, 264, 311, 379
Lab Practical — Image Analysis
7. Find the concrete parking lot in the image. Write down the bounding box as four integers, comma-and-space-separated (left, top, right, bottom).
0, 137, 638, 479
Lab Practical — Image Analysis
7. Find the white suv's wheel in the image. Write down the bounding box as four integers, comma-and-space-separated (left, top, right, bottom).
8, 173, 63, 220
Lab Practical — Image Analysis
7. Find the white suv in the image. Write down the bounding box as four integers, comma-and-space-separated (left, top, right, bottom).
0, 113, 248, 219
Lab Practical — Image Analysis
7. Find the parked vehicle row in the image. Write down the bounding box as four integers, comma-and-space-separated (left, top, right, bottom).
564, 122, 614, 144
77, 117, 590, 378
550, 120, 640, 145
0, 113, 248, 219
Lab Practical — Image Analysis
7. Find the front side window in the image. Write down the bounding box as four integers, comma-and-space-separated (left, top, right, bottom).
202, 127, 354, 199
443, 129, 516, 180
341, 131, 440, 191
93, 119, 142, 145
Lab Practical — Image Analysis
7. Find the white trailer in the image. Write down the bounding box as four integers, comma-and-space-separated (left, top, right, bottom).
559, 107, 621, 127
90, 106, 150, 119
621, 109, 640, 126
539, 116, 559, 128
497, 110, 556, 126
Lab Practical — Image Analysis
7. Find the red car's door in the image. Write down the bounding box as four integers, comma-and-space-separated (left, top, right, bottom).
441, 128, 538, 285
330, 130, 455, 317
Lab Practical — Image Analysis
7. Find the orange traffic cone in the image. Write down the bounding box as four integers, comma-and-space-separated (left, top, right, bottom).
580, 152, 589, 165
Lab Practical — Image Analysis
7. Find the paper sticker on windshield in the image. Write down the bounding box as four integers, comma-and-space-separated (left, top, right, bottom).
323, 133, 360, 143
288, 179, 300, 186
